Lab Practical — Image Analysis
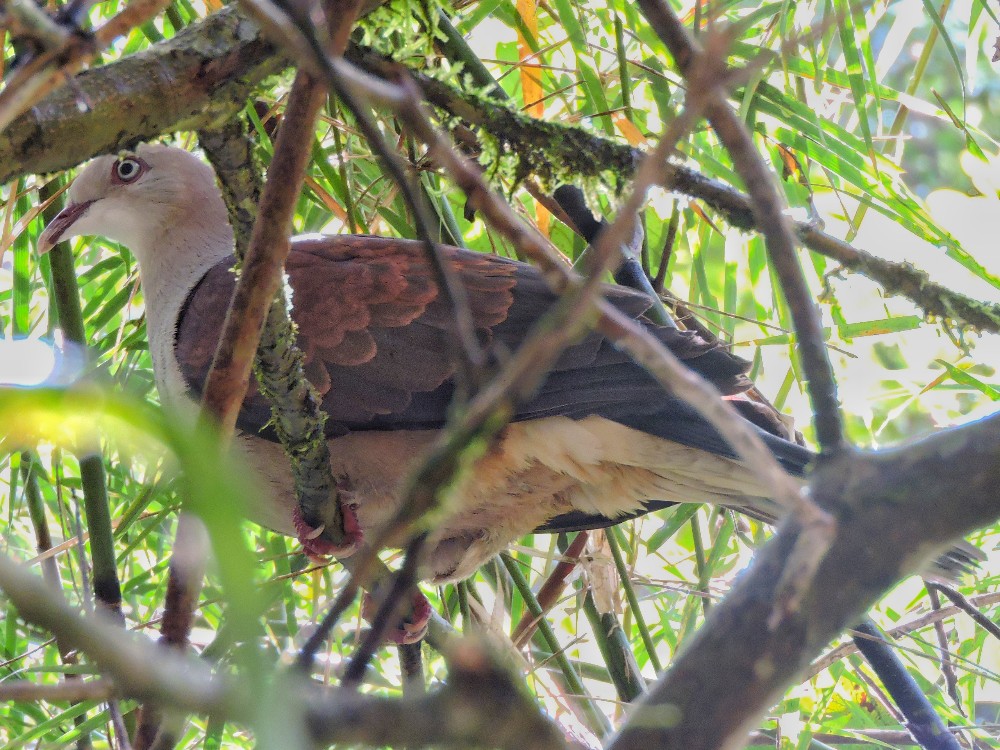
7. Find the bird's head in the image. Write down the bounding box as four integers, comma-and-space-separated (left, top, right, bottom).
39, 144, 233, 270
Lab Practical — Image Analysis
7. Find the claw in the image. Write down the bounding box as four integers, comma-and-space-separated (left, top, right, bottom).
362, 590, 431, 645
292, 504, 363, 561
303, 524, 326, 540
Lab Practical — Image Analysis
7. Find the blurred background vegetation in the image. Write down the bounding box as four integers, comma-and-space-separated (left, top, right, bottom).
1, 0, 999, 747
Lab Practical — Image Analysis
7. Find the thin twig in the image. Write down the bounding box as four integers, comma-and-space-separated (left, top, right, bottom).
0, 0, 172, 132
511, 532, 589, 648
1, 0, 70, 52
809, 591, 1000, 679
926, 583, 1000, 642
342, 534, 428, 687
197, 65, 364, 551
652, 201, 679, 293
502, 553, 610, 735
927, 586, 964, 714
239, 0, 485, 392
295, 579, 361, 671
637, 0, 844, 453
110, 703, 135, 750
0, 678, 113, 702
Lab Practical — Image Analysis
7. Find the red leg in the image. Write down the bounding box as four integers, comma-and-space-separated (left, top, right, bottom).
292, 502, 363, 560
362, 590, 432, 645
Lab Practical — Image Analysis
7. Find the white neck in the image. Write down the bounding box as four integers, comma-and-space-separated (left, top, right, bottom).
131, 220, 235, 408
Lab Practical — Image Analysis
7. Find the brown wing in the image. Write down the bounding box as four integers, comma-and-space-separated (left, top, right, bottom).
175, 235, 759, 442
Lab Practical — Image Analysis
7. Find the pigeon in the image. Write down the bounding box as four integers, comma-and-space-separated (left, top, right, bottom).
39, 144, 977, 596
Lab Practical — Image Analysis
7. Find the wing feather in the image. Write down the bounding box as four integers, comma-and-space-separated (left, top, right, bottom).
175, 235, 761, 449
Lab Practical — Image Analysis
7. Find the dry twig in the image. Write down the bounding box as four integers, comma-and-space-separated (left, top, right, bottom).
637, 0, 844, 454
0, 0, 173, 131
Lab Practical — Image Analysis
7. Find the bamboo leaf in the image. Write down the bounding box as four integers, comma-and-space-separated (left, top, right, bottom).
935, 360, 1000, 400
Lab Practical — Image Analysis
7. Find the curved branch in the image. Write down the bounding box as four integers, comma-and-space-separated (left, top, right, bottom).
0, 551, 564, 749
609, 414, 1000, 750
347, 47, 1000, 337
0, 552, 246, 719
4, 7, 996, 337
637, 0, 843, 451
0, 7, 282, 183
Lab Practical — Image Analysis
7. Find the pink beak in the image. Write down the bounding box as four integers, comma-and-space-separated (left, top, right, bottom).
38, 200, 93, 254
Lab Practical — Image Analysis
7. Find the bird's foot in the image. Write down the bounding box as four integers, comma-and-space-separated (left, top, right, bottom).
292, 501, 363, 561
362, 590, 431, 645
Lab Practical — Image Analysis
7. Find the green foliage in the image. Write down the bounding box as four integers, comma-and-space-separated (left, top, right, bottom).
1, 0, 999, 748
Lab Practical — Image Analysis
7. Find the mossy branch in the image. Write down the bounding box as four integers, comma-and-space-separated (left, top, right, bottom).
609, 416, 1000, 750
347, 46, 1000, 337
4, 6, 997, 335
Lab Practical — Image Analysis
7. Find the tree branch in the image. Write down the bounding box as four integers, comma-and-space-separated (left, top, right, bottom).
199, 70, 327, 434
0, 552, 246, 719
0, 0, 173, 131
4, 7, 997, 338
0, 7, 281, 182
348, 45, 1000, 336
637, 0, 843, 452
608, 416, 1000, 750
808, 590, 1000, 678
0, 550, 566, 749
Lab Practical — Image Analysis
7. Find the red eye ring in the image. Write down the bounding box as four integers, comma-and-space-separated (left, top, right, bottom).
111, 156, 147, 184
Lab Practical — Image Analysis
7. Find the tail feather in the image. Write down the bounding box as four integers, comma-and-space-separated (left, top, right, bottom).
534, 406, 980, 583
612, 400, 814, 477
924, 540, 987, 581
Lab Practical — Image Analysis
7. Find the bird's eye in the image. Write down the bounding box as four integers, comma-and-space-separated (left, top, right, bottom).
113, 157, 144, 183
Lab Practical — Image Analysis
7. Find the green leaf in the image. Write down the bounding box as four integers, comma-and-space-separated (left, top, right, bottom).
647, 504, 702, 552
921, 0, 966, 111
552, 0, 587, 50
935, 360, 1000, 400
834, 0, 877, 171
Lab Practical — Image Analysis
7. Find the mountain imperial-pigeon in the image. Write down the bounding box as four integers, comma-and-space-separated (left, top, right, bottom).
39, 144, 979, 604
